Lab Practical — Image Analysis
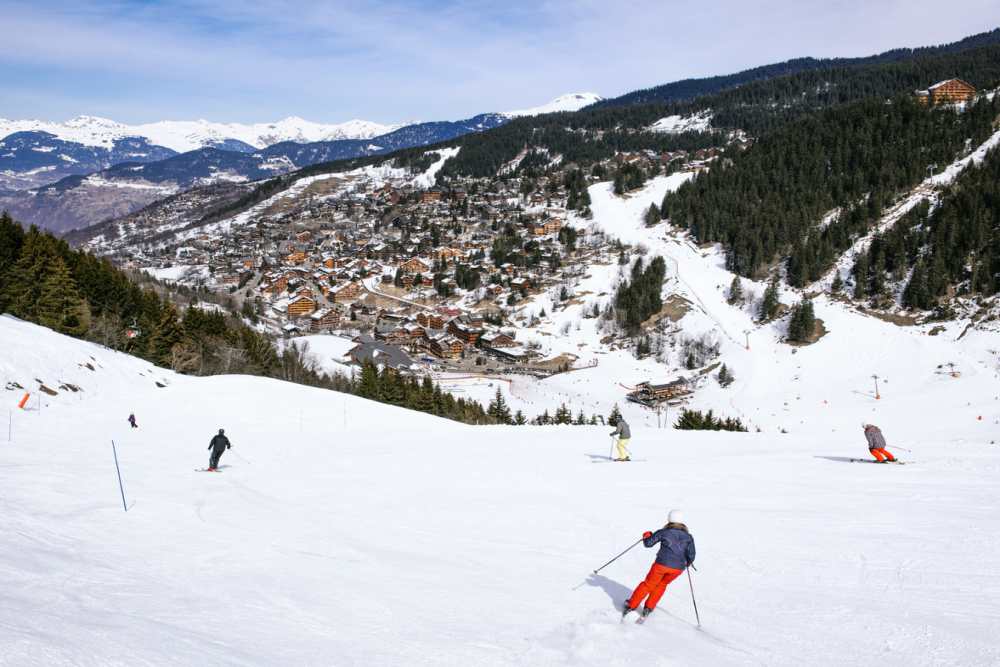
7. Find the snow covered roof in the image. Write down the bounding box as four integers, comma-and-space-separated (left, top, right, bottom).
928, 78, 973, 90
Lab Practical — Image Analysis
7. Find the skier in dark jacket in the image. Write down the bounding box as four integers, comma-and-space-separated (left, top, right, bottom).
207, 429, 231, 471
623, 510, 696, 620
128, 413, 138, 429
863, 423, 895, 463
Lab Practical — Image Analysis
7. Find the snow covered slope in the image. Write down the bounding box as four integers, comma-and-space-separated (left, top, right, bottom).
2, 308, 1000, 665
650, 110, 713, 133
504, 92, 603, 117
439, 173, 1000, 454
0, 115, 399, 153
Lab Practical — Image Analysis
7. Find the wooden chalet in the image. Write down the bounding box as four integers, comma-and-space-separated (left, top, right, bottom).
288, 294, 318, 317
285, 250, 308, 265
488, 344, 531, 363
377, 328, 412, 346
626, 379, 692, 406
399, 258, 432, 274
262, 274, 289, 296
543, 218, 563, 235
480, 332, 517, 349
435, 247, 464, 263
417, 312, 445, 329
915, 79, 976, 106
447, 317, 484, 344
421, 189, 444, 203
426, 333, 465, 359
309, 307, 342, 331
331, 281, 363, 302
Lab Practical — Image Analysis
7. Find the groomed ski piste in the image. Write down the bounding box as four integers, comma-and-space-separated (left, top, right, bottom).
416, 164, 1000, 442
2, 308, 1000, 666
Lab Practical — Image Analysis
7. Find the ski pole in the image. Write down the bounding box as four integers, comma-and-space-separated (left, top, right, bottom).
593, 538, 642, 574
686, 568, 701, 627
887, 445, 912, 453
609, 434, 616, 461
111, 440, 128, 512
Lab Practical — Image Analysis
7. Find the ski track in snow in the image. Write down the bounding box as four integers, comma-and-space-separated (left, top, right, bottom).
813, 126, 1000, 291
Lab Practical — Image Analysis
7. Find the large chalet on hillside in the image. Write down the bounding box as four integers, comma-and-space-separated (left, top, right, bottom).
914, 79, 976, 106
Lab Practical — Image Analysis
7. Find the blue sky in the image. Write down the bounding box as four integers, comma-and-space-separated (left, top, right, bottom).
2, 0, 998, 124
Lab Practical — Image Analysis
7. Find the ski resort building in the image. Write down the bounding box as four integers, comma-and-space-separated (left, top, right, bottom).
626, 379, 693, 406
914, 78, 976, 106
287, 295, 318, 318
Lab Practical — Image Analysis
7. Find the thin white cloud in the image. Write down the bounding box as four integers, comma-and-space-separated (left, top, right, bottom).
0, 0, 997, 123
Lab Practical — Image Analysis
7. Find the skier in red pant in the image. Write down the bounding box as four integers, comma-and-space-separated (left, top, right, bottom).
623, 509, 696, 621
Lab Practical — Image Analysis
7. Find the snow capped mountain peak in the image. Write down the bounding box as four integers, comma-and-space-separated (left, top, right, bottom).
0, 115, 402, 153
503, 92, 603, 117
65, 115, 122, 128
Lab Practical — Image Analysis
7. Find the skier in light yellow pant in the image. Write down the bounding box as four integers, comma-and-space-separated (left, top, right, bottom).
615, 438, 631, 460
610, 416, 632, 462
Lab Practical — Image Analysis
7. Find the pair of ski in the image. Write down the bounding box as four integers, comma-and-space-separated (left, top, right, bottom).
848, 458, 907, 465
195, 468, 223, 473
622, 606, 653, 625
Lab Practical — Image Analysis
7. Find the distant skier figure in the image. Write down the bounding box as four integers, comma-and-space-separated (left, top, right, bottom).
863, 423, 895, 463
208, 428, 231, 471
623, 510, 696, 621
610, 416, 631, 462
127, 413, 138, 429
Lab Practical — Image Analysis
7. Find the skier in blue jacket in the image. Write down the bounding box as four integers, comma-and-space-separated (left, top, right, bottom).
623, 509, 696, 620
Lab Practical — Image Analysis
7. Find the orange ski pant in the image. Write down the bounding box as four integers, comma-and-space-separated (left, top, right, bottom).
871, 448, 895, 462
627, 563, 683, 611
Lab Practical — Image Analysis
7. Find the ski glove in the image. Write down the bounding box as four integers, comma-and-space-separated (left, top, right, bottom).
643, 531, 653, 539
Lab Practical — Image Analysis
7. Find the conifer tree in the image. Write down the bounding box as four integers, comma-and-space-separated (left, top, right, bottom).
514, 410, 527, 425
0, 213, 25, 293
2, 227, 53, 319
759, 277, 780, 321
148, 304, 184, 366
608, 403, 622, 427
36, 256, 90, 336
727, 276, 744, 305
853, 255, 869, 299
787, 299, 816, 342
554, 403, 572, 424
644, 204, 660, 227
357, 361, 380, 399
416, 376, 437, 413
902, 261, 930, 310
487, 387, 512, 424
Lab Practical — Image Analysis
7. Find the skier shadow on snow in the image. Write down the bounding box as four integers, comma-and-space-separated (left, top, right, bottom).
581, 573, 632, 608
814, 456, 859, 464
585, 453, 614, 463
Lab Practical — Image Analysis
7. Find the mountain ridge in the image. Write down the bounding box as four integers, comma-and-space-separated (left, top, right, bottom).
588, 27, 1000, 109
0, 115, 400, 153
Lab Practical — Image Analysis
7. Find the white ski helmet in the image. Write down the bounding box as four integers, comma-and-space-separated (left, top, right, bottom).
668, 509, 685, 524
